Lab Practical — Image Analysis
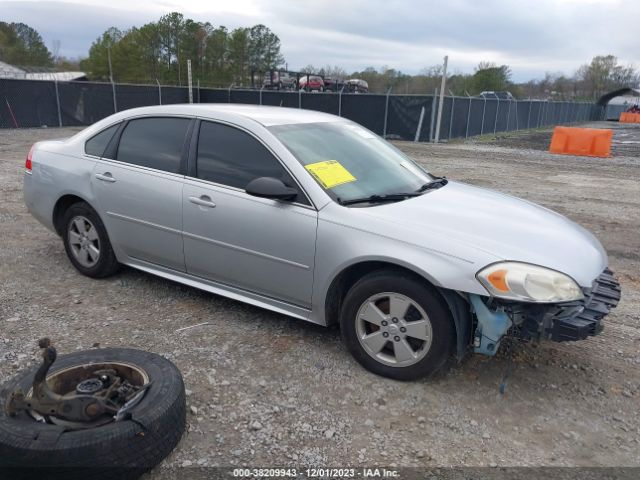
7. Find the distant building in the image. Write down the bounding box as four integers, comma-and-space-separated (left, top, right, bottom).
597, 87, 640, 120
0, 60, 86, 81
0, 60, 26, 78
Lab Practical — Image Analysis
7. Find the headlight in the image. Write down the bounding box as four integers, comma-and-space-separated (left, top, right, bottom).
476, 262, 583, 303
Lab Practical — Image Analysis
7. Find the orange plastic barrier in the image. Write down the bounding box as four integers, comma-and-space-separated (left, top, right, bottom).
548, 126, 613, 158
619, 112, 640, 123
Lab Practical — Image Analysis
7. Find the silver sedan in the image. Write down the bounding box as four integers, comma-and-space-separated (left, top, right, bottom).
23, 104, 620, 380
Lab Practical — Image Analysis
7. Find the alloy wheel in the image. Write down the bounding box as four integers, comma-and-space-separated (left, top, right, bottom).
355, 292, 433, 367
68, 215, 101, 268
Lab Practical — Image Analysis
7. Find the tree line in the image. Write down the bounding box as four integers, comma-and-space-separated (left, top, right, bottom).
0, 22, 53, 67
304, 57, 638, 100
79, 13, 284, 88
0, 17, 637, 99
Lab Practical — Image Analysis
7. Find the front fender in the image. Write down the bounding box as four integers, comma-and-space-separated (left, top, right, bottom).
310, 208, 497, 326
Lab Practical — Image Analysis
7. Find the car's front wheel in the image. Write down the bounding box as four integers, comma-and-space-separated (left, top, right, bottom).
62, 202, 119, 278
340, 270, 454, 380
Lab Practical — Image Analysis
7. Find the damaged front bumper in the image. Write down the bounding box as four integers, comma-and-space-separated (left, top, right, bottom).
469, 269, 621, 355
548, 268, 621, 341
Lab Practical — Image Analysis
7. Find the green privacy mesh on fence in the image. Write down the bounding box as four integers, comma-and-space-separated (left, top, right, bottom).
0, 78, 605, 141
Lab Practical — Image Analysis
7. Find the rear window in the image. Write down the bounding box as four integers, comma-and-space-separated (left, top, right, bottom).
116, 117, 190, 174
85, 124, 119, 157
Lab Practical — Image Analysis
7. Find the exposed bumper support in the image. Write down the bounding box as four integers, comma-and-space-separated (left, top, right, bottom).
467, 269, 621, 357
548, 268, 621, 342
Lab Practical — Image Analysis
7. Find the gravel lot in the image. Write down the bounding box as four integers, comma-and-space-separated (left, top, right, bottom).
1, 122, 639, 472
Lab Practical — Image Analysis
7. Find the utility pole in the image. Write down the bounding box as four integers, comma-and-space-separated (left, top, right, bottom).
107, 45, 117, 113
187, 59, 193, 104
434, 55, 448, 143
107, 45, 114, 83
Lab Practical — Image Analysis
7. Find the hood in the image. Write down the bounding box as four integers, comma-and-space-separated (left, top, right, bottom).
355, 181, 607, 288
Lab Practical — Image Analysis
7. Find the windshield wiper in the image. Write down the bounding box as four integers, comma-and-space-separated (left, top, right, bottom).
417, 176, 448, 192
339, 192, 422, 206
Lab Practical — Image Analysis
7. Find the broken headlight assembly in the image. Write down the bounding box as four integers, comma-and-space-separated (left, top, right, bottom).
476, 262, 583, 303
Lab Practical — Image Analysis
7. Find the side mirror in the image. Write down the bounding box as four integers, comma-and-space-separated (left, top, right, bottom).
245, 177, 298, 201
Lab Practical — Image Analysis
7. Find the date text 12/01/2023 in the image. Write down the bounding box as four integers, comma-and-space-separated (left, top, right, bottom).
232, 468, 400, 477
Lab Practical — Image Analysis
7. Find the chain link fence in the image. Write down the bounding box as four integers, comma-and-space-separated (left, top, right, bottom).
0, 78, 605, 141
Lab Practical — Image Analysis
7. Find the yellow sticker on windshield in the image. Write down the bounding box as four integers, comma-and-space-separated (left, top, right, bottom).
305, 160, 356, 189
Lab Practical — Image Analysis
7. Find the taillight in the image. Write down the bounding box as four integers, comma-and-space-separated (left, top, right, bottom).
25, 145, 34, 172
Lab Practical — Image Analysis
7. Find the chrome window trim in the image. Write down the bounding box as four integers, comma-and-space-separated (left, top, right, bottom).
93, 157, 187, 182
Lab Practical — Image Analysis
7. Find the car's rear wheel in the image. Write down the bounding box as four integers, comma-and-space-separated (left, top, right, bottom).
62, 202, 119, 278
340, 270, 454, 381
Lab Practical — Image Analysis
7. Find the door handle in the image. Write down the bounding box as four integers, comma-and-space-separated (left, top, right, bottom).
189, 195, 216, 208
95, 172, 116, 183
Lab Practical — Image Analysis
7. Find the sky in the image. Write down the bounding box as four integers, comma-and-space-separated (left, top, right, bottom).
1, 0, 638, 81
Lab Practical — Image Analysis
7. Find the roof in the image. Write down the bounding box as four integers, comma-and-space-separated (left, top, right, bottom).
597, 87, 640, 106
116, 104, 341, 127
0, 61, 86, 81
0, 61, 26, 78
24, 71, 87, 81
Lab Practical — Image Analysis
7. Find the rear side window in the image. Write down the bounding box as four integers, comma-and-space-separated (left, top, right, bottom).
196, 121, 306, 203
85, 124, 119, 157
116, 117, 190, 174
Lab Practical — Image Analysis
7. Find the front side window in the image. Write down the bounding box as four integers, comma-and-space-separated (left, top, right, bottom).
85, 124, 119, 157
116, 117, 190, 174
269, 122, 433, 204
196, 121, 307, 204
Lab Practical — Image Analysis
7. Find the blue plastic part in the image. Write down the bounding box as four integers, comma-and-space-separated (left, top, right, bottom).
469, 294, 512, 356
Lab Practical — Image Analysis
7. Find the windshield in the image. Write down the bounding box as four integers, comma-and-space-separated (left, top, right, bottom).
269, 122, 433, 204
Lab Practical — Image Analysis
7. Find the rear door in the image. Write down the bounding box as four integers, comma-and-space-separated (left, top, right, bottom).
182, 120, 318, 307
92, 116, 192, 271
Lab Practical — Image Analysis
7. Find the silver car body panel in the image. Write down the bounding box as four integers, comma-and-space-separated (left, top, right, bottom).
23, 104, 609, 328
127, 256, 312, 321
182, 177, 318, 308
92, 159, 185, 272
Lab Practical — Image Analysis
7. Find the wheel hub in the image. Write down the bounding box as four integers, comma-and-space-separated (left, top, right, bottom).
355, 292, 433, 367
76, 378, 104, 395
4, 338, 151, 430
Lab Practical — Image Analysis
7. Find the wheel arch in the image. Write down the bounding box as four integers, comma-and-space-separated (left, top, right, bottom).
52, 193, 94, 236
324, 259, 472, 359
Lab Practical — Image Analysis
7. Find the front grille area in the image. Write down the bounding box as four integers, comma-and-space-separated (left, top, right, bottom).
549, 268, 622, 342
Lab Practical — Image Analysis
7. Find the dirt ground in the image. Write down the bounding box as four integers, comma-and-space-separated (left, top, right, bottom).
0, 122, 639, 473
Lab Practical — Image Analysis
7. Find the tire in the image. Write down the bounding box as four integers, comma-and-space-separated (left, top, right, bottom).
62, 202, 119, 278
0, 348, 186, 480
340, 270, 454, 381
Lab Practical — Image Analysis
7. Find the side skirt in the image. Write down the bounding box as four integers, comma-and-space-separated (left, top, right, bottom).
123, 257, 318, 325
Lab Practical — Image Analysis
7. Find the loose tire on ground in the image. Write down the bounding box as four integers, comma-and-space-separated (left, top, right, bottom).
0, 348, 186, 480
340, 270, 454, 381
